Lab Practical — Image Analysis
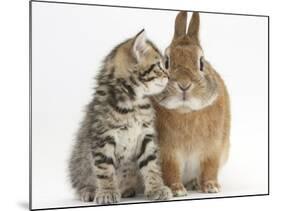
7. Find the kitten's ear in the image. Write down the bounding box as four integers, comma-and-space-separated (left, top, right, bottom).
132, 29, 149, 61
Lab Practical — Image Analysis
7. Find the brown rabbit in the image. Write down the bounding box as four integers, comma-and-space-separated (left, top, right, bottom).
152, 11, 230, 196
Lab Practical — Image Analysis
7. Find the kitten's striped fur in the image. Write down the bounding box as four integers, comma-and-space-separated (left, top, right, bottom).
69, 30, 172, 204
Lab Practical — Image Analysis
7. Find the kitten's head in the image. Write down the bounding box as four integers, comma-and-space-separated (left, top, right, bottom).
103, 29, 169, 98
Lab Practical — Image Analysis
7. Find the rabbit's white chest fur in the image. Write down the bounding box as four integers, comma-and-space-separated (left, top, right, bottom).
181, 152, 201, 185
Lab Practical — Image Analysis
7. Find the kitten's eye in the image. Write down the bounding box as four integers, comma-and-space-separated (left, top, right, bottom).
165, 56, 169, 69
158, 61, 164, 70
156, 61, 163, 70
199, 56, 204, 71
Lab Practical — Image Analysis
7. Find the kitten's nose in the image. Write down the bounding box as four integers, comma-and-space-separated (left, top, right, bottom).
178, 83, 191, 91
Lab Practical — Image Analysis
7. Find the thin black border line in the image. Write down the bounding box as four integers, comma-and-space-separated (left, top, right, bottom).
31, 194, 269, 211
29, 0, 33, 210
267, 16, 270, 195
31, 0, 269, 18
29, 0, 270, 210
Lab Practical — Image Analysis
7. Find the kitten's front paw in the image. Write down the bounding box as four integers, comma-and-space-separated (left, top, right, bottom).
79, 187, 96, 202
145, 185, 173, 201
94, 189, 121, 204
201, 180, 221, 193
170, 183, 188, 197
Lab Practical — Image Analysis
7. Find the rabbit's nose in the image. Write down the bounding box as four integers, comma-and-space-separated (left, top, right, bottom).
178, 83, 191, 91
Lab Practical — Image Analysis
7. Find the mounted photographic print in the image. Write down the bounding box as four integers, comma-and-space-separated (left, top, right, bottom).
30, 0, 269, 210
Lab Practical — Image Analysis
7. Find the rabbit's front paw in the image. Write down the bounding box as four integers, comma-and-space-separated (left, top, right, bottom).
201, 180, 221, 193
170, 183, 188, 197
94, 189, 121, 204
145, 185, 173, 200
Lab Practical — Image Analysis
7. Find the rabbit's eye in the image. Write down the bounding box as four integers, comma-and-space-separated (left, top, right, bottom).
200, 56, 204, 71
165, 56, 169, 69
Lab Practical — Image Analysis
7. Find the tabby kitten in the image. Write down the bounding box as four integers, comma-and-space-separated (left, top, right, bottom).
69, 29, 172, 204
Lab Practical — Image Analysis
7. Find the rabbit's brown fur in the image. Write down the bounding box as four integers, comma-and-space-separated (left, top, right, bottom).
152, 11, 230, 196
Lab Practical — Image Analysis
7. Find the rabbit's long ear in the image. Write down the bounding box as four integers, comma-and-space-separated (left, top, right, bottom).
173, 11, 187, 40
187, 12, 200, 43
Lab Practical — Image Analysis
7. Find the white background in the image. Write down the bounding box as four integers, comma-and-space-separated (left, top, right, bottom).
30, 1, 268, 209
0, 0, 280, 211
